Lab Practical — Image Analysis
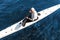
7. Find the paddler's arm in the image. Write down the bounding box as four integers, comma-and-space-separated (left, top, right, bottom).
28, 18, 33, 20
26, 17, 33, 21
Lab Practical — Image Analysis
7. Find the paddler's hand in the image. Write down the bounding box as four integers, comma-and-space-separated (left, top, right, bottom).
26, 17, 29, 19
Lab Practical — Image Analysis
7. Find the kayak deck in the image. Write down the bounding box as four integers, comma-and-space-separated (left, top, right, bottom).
0, 4, 60, 39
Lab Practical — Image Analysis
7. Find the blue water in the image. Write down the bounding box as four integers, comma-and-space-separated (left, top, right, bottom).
0, 0, 60, 40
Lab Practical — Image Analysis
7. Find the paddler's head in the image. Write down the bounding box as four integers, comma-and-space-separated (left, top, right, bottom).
29, 7, 35, 14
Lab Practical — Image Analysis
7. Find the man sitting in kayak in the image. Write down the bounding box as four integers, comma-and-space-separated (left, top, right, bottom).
22, 7, 38, 26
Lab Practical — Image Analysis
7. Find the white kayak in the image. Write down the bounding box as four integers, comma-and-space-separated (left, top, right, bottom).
0, 4, 60, 39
